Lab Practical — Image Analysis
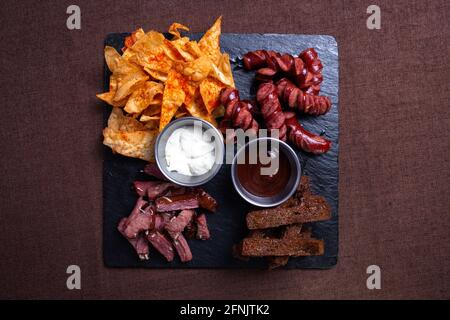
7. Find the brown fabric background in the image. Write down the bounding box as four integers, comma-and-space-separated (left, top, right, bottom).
0, 0, 449, 299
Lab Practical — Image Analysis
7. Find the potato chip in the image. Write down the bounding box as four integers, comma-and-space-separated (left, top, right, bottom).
103, 128, 157, 162
122, 30, 166, 60
107, 107, 147, 131
140, 111, 161, 130
103, 108, 157, 161
199, 77, 225, 114
100, 46, 150, 102
177, 56, 212, 82
122, 28, 145, 52
114, 71, 149, 102
218, 53, 235, 87
198, 16, 222, 64
144, 68, 168, 82
104, 46, 122, 73
168, 23, 189, 39
170, 37, 196, 61
184, 84, 218, 127
175, 106, 188, 118
143, 118, 160, 130
98, 47, 148, 104
124, 81, 163, 114
184, 41, 203, 59
209, 61, 234, 87
142, 104, 162, 117
163, 38, 188, 62
159, 70, 186, 131
96, 77, 128, 107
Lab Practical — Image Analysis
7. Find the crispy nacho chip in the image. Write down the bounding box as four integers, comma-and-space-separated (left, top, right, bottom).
103, 108, 157, 161
168, 23, 189, 39
96, 77, 128, 107
143, 118, 160, 130
159, 70, 186, 131
184, 84, 218, 127
124, 81, 163, 114
170, 37, 196, 61
199, 77, 225, 114
175, 106, 188, 118
218, 53, 234, 87
122, 28, 145, 52
162, 38, 187, 62
144, 68, 168, 82
100, 46, 150, 102
122, 30, 166, 60
97, 47, 149, 105
103, 128, 157, 162
107, 107, 147, 131
104, 46, 122, 73
141, 104, 162, 117
198, 16, 222, 65
176, 55, 212, 82
114, 71, 149, 102
184, 41, 203, 59
209, 53, 234, 87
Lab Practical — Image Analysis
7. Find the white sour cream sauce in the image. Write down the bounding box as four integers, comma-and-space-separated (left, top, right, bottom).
165, 126, 216, 176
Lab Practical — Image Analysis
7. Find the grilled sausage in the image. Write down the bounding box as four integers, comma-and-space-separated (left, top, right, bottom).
277, 78, 331, 116
256, 83, 287, 141
284, 112, 331, 154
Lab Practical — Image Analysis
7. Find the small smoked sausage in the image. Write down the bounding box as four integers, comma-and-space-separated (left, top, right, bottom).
284, 112, 331, 154
256, 83, 287, 141
277, 78, 331, 116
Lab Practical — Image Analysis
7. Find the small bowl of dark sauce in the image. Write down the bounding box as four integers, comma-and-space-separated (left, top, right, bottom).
231, 137, 301, 207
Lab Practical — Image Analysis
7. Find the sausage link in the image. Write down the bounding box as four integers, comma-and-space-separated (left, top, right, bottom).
284, 112, 331, 154
219, 88, 259, 136
242, 48, 324, 93
277, 78, 331, 116
256, 83, 287, 141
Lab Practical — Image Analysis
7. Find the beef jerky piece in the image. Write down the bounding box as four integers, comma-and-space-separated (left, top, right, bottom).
184, 217, 197, 239
267, 256, 290, 269
134, 181, 177, 199
143, 163, 167, 181
117, 218, 149, 260
172, 233, 193, 262
192, 188, 217, 212
146, 230, 174, 262
123, 197, 154, 238
241, 236, 324, 257
246, 195, 331, 229
155, 194, 199, 212
195, 213, 210, 240
164, 209, 194, 238
153, 212, 175, 231
165, 186, 187, 196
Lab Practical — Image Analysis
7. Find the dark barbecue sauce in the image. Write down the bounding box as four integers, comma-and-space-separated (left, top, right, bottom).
237, 148, 291, 197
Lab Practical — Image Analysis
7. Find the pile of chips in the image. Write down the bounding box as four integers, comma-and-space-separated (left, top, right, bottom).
97, 17, 234, 161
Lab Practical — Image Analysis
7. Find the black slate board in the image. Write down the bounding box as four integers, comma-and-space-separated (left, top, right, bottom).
103, 33, 339, 269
